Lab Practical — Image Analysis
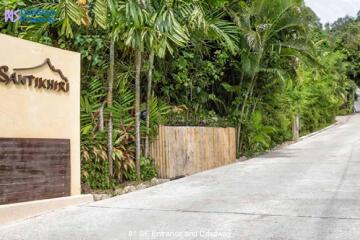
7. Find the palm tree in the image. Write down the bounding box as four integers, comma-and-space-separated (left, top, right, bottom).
115, 0, 189, 177
93, 0, 122, 177
144, 51, 154, 158
142, 0, 240, 157
110, 0, 147, 179
177, 1, 239, 54
144, 1, 189, 157
96, 0, 149, 180
93, 0, 239, 176
134, 49, 142, 179
227, 0, 317, 154
107, 40, 115, 176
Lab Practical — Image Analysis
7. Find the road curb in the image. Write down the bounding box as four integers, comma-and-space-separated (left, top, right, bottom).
298, 123, 337, 141
298, 114, 354, 142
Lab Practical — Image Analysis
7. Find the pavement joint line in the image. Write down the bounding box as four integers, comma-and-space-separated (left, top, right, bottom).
82, 205, 360, 221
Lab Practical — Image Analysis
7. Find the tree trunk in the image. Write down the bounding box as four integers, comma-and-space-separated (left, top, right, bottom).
99, 102, 105, 132
135, 50, 142, 180
145, 51, 154, 158
107, 40, 115, 177
292, 114, 300, 141
236, 52, 262, 155
236, 75, 256, 155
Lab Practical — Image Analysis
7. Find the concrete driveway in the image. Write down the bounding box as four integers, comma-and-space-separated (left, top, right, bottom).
1, 114, 360, 240
355, 88, 360, 112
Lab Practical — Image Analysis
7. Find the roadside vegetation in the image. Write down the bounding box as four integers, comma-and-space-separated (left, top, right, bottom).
1, 0, 358, 190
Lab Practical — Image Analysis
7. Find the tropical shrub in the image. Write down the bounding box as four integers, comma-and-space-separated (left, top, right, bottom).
125, 157, 157, 181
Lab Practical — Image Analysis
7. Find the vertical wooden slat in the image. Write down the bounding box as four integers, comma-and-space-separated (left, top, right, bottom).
188, 127, 194, 175
164, 126, 170, 178
162, 125, 167, 178
186, 127, 192, 175
194, 127, 198, 174
231, 128, 236, 161
149, 126, 236, 179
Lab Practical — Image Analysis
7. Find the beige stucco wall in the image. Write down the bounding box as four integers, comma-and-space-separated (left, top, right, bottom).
0, 33, 81, 195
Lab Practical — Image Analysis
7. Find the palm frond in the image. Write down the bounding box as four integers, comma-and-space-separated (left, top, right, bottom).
94, 0, 107, 29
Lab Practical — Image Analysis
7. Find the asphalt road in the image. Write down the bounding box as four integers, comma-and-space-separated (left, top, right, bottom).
1, 114, 360, 240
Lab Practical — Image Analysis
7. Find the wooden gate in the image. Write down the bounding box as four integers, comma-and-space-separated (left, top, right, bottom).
149, 126, 236, 179
0, 138, 70, 205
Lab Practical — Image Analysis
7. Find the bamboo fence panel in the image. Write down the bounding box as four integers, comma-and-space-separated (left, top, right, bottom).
149, 126, 237, 179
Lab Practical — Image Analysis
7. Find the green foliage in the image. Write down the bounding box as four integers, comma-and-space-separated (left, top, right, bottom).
93, 0, 108, 29
141, 95, 171, 138
82, 142, 116, 189
329, 13, 360, 86
2, 0, 357, 189
244, 111, 276, 156
125, 157, 157, 181
58, 0, 85, 37
157, 49, 230, 116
